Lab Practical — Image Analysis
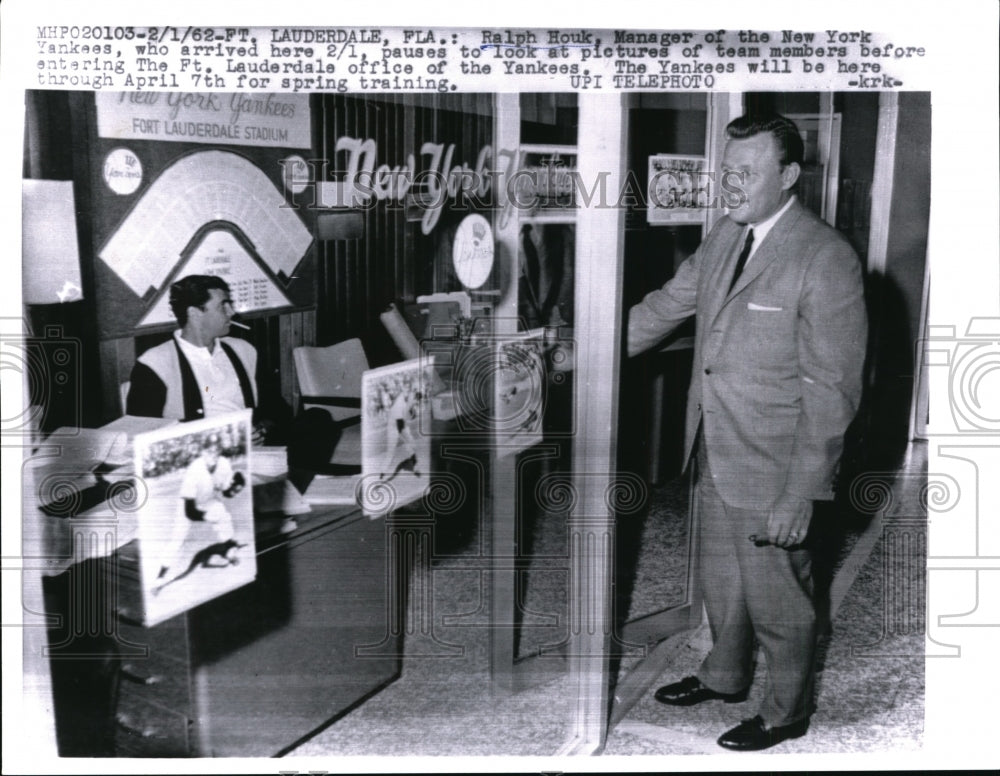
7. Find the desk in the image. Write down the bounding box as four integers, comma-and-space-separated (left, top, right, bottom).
38, 486, 402, 757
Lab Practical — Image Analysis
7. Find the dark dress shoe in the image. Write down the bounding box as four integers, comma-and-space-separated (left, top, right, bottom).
653, 676, 749, 706
717, 715, 809, 751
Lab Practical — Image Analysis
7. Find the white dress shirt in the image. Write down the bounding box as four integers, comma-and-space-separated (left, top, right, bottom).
173, 330, 247, 416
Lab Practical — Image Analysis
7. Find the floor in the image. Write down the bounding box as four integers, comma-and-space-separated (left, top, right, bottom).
287, 441, 927, 761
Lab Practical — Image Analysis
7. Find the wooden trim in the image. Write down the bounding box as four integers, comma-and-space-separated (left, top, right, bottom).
867, 93, 900, 275
704, 93, 740, 233
910, 257, 931, 440
608, 623, 711, 728
557, 93, 629, 756
489, 93, 520, 695
494, 93, 521, 331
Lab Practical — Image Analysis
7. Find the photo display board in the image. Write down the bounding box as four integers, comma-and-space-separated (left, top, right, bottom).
131, 410, 257, 627
87, 93, 318, 339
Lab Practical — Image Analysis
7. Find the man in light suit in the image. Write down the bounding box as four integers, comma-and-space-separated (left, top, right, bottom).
628, 113, 867, 751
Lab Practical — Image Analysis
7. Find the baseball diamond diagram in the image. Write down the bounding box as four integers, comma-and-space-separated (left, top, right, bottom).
99, 149, 311, 313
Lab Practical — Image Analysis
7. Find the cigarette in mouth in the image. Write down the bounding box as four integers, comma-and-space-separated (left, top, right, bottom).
229, 320, 251, 330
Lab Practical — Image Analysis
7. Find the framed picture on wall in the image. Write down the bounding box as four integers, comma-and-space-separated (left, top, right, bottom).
647, 154, 709, 226
517, 144, 577, 221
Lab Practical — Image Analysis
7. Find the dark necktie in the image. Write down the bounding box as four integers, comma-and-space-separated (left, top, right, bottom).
728, 228, 755, 293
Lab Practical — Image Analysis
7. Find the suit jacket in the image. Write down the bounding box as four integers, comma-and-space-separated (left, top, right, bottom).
628, 199, 867, 509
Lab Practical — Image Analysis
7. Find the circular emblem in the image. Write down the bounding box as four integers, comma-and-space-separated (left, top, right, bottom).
281, 154, 310, 195
102, 148, 143, 195
452, 214, 494, 289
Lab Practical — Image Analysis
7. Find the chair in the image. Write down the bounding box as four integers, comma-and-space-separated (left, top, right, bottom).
292, 339, 369, 468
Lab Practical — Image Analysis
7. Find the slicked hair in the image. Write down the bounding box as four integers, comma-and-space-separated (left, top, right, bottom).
726, 113, 804, 168
169, 275, 230, 326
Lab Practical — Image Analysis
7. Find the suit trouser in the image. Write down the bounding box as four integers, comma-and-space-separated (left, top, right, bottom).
694, 442, 817, 727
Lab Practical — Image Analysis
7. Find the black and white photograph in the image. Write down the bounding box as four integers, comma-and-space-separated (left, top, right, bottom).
646, 153, 709, 224
515, 143, 578, 218
132, 410, 256, 626
493, 329, 546, 457
361, 357, 433, 511
2, 2, 998, 773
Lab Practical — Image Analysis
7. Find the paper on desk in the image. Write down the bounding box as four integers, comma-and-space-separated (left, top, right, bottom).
253, 446, 289, 479
27, 429, 113, 509
35, 426, 125, 470
24, 458, 98, 510
23, 454, 139, 575
92, 415, 177, 466
302, 474, 360, 506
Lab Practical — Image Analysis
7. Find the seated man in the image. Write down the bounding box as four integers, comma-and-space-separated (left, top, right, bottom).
127, 274, 340, 491
127, 274, 261, 424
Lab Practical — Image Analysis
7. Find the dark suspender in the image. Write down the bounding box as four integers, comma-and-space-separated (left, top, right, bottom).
173, 338, 204, 421
219, 341, 256, 411
172, 338, 255, 421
